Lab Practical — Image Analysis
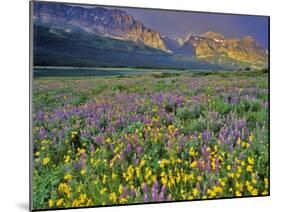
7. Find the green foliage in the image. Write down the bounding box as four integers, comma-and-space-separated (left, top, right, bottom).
32, 70, 269, 209
176, 104, 206, 120
211, 98, 231, 115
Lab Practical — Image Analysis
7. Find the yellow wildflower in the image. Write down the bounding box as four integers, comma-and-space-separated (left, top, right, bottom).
119, 185, 123, 194
145, 168, 152, 180
247, 157, 254, 165
235, 191, 242, 197
109, 192, 117, 203
77, 148, 86, 156
58, 183, 71, 197
120, 198, 127, 204
43, 157, 50, 165
168, 125, 174, 133
112, 172, 117, 180
140, 159, 146, 167
189, 147, 196, 157
227, 173, 234, 178
136, 167, 140, 178
262, 191, 268, 195
237, 137, 241, 145
264, 178, 268, 186
161, 176, 168, 185
190, 161, 197, 168
188, 196, 194, 200
80, 169, 86, 175
227, 165, 231, 171
192, 188, 198, 196
56, 198, 64, 207
102, 175, 107, 184
64, 155, 70, 163
79, 193, 87, 204
235, 182, 243, 191
249, 133, 254, 142
214, 186, 222, 193
64, 173, 72, 181
48, 199, 54, 208
246, 165, 253, 172
237, 166, 242, 173
90, 158, 95, 165
100, 188, 107, 195
251, 188, 258, 196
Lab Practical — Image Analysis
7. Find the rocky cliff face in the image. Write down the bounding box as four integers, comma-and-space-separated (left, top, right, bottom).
178, 31, 268, 68
33, 2, 268, 69
33, 2, 169, 52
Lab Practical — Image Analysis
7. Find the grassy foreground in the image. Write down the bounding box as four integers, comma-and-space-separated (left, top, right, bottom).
32, 70, 269, 209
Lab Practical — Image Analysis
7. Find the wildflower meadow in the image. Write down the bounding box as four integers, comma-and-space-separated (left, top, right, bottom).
32, 71, 269, 209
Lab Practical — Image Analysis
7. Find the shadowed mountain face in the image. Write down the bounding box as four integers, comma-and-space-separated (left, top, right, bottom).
33, 24, 224, 70
33, 2, 268, 69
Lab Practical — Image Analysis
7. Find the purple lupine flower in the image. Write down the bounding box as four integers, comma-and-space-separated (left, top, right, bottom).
215, 180, 220, 186
197, 159, 205, 171
132, 154, 137, 165
158, 192, 165, 201
126, 143, 132, 153
142, 183, 148, 193
143, 194, 149, 202
152, 180, 159, 190
161, 184, 166, 193
136, 146, 143, 154
130, 188, 136, 197
151, 190, 157, 201
215, 158, 219, 171
119, 192, 127, 200
89, 144, 95, 154
73, 162, 81, 171
205, 159, 211, 171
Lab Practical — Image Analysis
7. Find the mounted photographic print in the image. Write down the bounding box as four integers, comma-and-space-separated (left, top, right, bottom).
30, 0, 269, 211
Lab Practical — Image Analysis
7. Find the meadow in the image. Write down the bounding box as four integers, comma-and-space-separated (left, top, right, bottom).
32, 70, 269, 209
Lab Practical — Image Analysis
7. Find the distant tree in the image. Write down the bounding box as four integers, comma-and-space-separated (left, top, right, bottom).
245, 67, 251, 71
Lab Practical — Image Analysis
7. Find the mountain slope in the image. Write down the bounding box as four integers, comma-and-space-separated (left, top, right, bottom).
33, 2, 169, 52
177, 31, 268, 68
161, 36, 183, 53
33, 2, 268, 69
33, 24, 223, 70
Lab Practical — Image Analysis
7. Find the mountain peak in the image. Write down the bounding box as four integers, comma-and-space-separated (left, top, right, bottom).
242, 35, 255, 43
33, 2, 268, 68
33, 3, 169, 52
175, 37, 184, 46
178, 31, 267, 68
201, 31, 225, 40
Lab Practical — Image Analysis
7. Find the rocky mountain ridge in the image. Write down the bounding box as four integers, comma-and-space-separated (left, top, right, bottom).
33, 2, 268, 68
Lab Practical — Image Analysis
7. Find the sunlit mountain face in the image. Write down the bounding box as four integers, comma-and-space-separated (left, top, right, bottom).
33, 2, 268, 69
